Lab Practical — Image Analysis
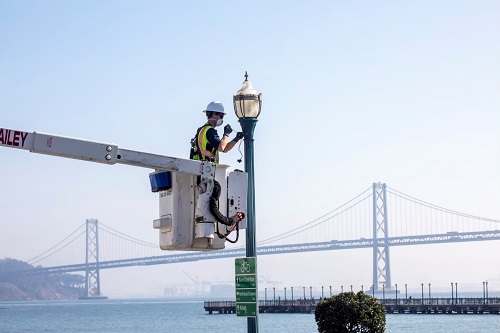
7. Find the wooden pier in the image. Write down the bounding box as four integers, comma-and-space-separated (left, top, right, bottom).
204, 297, 500, 315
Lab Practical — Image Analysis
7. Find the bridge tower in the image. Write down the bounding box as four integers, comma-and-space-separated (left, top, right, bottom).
82, 218, 104, 298
372, 183, 392, 292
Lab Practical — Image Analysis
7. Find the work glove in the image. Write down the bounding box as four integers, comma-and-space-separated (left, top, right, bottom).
235, 132, 244, 141
224, 124, 233, 136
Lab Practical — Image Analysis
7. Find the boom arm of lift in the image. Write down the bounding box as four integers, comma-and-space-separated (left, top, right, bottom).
0, 128, 207, 175
0, 127, 248, 251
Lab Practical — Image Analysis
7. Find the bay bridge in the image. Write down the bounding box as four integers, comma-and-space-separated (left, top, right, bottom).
2, 183, 499, 298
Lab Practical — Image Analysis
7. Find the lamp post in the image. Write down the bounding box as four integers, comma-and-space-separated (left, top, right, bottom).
486, 280, 489, 304
303, 286, 306, 301
233, 72, 262, 333
421, 283, 424, 305
483, 281, 486, 304
382, 285, 385, 304
329, 286, 332, 297
322, 286, 324, 298
451, 282, 454, 305
455, 283, 458, 304
265, 288, 267, 305
395, 284, 398, 304
428, 283, 431, 305
273, 287, 275, 305
291, 287, 294, 305
405, 284, 407, 304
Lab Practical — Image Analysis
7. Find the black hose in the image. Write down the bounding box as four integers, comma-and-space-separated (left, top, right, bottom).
209, 180, 239, 226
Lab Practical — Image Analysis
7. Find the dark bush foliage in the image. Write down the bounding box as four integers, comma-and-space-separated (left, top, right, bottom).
315, 291, 386, 333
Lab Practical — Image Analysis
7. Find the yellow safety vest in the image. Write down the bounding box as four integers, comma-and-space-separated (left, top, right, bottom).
191, 123, 219, 164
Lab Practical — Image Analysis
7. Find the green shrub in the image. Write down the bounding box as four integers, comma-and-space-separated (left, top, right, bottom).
315, 291, 386, 333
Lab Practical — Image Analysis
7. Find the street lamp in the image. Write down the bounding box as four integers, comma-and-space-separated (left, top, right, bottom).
483, 281, 486, 304
486, 281, 489, 304
382, 285, 385, 303
421, 283, 424, 304
233, 72, 262, 333
291, 287, 294, 305
330, 286, 332, 297
273, 287, 275, 305
451, 282, 454, 305
303, 286, 306, 301
405, 284, 407, 304
428, 283, 431, 304
395, 284, 398, 304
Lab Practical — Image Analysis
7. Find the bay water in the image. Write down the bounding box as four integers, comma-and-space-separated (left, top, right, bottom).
0, 299, 498, 333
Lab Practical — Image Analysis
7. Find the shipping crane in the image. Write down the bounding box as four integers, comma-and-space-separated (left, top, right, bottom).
0, 127, 248, 251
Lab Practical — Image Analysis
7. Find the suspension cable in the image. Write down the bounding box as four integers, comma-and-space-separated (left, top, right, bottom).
27, 221, 86, 264
258, 188, 373, 245
387, 187, 500, 223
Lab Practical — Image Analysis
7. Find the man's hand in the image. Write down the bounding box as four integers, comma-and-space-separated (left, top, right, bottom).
224, 124, 232, 136
235, 132, 244, 141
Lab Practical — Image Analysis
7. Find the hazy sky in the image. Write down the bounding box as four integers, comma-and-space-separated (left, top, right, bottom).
1, 1, 499, 297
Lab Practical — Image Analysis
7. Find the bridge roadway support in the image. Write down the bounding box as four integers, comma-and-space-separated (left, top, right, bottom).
373, 183, 392, 293
80, 219, 107, 299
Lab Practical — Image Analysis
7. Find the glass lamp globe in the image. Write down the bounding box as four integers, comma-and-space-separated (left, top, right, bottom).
233, 72, 262, 119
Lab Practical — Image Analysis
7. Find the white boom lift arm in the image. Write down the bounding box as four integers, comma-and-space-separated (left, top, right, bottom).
0, 127, 248, 251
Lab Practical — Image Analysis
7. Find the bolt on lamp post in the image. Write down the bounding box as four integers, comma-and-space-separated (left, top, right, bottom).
233, 72, 262, 333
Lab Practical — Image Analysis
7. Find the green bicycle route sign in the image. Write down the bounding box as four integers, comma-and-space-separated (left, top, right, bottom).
235, 257, 257, 317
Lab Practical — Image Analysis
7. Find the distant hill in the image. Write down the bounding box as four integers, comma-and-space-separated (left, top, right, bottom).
0, 258, 85, 301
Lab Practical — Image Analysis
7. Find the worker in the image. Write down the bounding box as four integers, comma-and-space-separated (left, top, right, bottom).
190, 101, 245, 226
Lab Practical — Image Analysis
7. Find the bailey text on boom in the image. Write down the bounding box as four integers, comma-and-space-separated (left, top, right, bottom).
0, 128, 29, 148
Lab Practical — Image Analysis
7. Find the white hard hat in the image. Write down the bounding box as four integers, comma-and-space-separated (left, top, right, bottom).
203, 101, 226, 114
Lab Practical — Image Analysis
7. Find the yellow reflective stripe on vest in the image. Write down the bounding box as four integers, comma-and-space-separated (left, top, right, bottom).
197, 125, 219, 163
